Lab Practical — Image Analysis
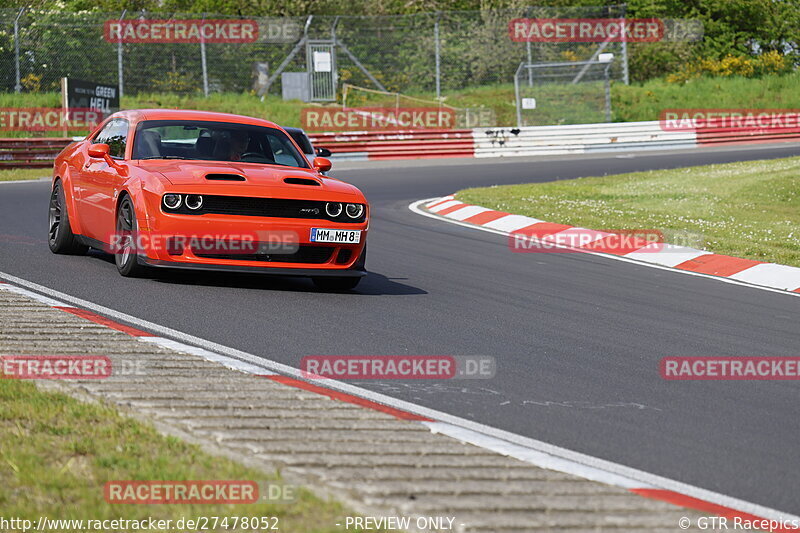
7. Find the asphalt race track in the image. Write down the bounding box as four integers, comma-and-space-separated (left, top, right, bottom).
1, 143, 799, 514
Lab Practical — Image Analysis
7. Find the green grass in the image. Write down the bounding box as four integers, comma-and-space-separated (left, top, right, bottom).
0, 168, 49, 181
456, 156, 800, 267
1, 71, 798, 135
612, 71, 800, 123
0, 379, 376, 532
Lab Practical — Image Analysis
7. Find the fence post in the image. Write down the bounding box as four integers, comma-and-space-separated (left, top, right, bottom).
620, 5, 630, 84
434, 12, 441, 100
514, 63, 523, 128
604, 63, 612, 122
14, 8, 24, 93
525, 7, 533, 86
200, 14, 209, 96
117, 10, 126, 98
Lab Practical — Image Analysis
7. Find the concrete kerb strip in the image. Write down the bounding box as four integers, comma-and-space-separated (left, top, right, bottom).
0, 275, 788, 532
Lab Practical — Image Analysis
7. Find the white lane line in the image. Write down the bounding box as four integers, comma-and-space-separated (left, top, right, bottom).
0, 269, 797, 522
0, 283, 74, 307
410, 198, 800, 299
139, 337, 274, 375
424, 422, 650, 490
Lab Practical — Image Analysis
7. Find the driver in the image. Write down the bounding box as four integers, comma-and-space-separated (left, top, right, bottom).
229, 130, 250, 161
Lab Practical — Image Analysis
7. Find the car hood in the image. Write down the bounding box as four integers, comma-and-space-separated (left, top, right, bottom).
135, 160, 361, 197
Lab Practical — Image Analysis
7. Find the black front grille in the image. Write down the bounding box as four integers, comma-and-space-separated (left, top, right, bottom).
166, 195, 365, 223
194, 245, 334, 264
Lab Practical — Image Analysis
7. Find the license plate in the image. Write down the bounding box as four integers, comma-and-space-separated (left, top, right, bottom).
310, 228, 362, 244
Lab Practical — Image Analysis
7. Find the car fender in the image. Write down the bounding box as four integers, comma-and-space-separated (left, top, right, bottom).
53, 162, 85, 237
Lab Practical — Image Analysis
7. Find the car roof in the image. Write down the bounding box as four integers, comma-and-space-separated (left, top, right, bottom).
111, 109, 280, 129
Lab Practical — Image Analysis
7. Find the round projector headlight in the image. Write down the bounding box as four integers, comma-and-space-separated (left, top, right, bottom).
185, 194, 203, 210
163, 194, 182, 210
345, 203, 364, 219
325, 202, 343, 218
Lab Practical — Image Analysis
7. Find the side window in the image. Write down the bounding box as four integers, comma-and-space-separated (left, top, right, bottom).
95, 119, 129, 159
268, 133, 298, 166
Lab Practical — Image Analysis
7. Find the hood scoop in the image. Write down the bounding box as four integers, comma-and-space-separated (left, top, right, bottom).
284, 177, 321, 186
205, 173, 246, 181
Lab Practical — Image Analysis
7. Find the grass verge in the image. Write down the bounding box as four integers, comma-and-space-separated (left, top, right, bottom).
456, 156, 800, 267
0, 168, 49, 182
0, 379, 374, 532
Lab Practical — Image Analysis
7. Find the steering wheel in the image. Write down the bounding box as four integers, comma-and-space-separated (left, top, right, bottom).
239, 152, 264, 160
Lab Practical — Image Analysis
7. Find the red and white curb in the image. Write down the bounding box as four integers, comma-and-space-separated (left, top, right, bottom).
413, 195, 800, 297
1, 272, 797, 531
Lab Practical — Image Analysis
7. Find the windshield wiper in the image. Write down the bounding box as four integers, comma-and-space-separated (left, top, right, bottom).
140, 156, 190, 160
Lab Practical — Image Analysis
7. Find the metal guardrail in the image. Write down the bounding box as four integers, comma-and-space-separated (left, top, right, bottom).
2, 122, 799, 169
310, 129, 475, 160
0, 138, 72, 168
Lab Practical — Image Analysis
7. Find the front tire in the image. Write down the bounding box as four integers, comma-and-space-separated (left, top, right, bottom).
312, 276, 361, 291
115, 195, 149, 278
48, 181, 88, 255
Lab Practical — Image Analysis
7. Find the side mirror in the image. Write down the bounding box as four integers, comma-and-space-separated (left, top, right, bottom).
315, 146, 332, 158
87, 142, 128, 176
88, 143, 110, 158
313, 157, 332, 173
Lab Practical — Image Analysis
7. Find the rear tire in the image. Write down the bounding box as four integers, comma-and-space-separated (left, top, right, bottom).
312, 276, 361, 291
115, 195, 149, 278
48, 180, 88, 255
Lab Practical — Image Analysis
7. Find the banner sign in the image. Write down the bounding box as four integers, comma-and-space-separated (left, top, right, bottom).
64, 78, 120, 119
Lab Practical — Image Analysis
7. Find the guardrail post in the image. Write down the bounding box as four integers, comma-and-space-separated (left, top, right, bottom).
14, 8, 24, 93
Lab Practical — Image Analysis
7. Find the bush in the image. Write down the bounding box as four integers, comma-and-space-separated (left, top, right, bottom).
666, 51, 794, 83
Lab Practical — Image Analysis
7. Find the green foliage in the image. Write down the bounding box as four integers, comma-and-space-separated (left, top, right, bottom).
666, 50, 794, 83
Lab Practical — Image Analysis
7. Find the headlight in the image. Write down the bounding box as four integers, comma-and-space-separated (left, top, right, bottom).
345, 203, 364, 219
185, 194, 203, 210
325, 202, 343, 217
163, 194, 182, 210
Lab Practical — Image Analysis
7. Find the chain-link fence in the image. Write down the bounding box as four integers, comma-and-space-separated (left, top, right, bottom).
0, 6, 632, 99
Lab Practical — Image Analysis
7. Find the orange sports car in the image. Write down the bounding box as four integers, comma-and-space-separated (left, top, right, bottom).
48, 109, 368, 290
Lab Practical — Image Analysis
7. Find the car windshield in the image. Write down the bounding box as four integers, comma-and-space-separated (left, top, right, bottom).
132, 120, 309, 168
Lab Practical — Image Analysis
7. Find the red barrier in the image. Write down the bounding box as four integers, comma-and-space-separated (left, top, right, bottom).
696, 126, 800, 146
310, 129, 476, 159
0, 137, 73, 168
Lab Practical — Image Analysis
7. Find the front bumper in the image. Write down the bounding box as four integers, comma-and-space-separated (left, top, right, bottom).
140, 209, 367, 274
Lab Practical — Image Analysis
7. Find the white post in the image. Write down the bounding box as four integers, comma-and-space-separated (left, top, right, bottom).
200, 15, 209, 96
434, 12, 441, 99
14, 8, 24, 93
117, 10, 126, 98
